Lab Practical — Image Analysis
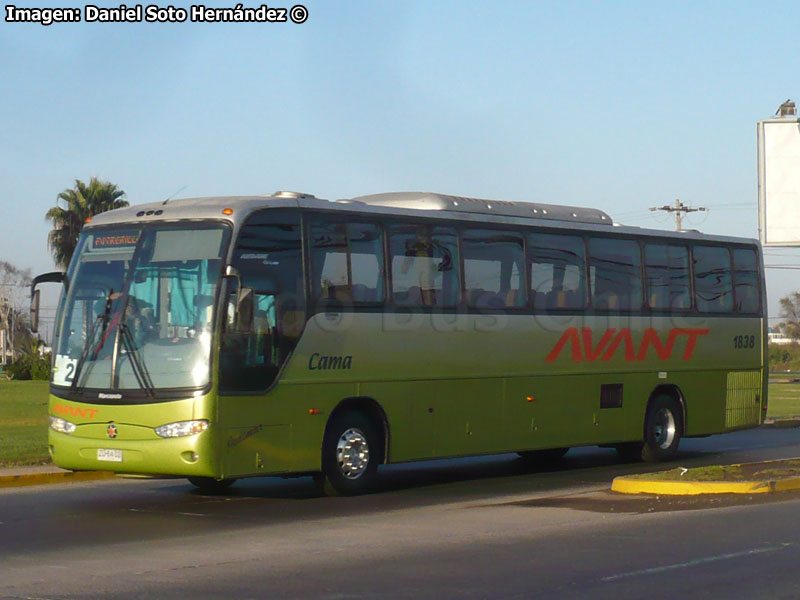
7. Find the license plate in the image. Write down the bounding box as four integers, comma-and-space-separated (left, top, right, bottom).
97, 448, 123, 462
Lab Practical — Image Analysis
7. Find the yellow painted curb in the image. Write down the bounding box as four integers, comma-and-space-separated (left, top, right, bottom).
0, 470, 116, 488
612, 474, 800, 496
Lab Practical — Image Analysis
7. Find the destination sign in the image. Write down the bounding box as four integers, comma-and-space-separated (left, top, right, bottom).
92, 232, 140, 249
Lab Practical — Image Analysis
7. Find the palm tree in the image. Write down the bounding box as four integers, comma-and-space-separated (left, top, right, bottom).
46, 178, 128, 268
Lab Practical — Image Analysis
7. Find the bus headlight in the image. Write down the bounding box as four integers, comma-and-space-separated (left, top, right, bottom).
50, 416, 77, 434
155, 420, 209, 438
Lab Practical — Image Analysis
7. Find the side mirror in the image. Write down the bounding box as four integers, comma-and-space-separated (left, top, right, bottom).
30, 289, 40, 334
32, 271, 65, 287
30, 271, 65, 334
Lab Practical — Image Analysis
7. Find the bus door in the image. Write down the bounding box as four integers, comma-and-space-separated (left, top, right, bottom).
218, 210, 305, 476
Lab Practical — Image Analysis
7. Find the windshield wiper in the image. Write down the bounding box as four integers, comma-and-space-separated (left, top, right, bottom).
70, 290, 114, 390
118, 323, 155, 398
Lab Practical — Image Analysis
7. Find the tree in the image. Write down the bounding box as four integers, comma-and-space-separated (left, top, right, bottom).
0, 260, 32, 365
5, 338, 50, 380
779, 292, 800, 340
45, 177, 128, 269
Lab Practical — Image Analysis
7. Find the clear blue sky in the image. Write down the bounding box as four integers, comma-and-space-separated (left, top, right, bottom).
2, 0, 799, 333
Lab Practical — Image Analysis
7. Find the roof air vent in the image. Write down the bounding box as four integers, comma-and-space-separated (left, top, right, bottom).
273, 191, 316, 199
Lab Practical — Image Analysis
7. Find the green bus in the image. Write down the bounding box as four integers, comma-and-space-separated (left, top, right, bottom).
31, 191, 767, 494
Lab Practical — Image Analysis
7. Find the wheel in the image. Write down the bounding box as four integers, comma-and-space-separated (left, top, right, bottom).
517, 447, 569, 463
641, 396, 683, 462
616, 396, 683, 463
322, 411, 381, 496
187, 476, 236, 493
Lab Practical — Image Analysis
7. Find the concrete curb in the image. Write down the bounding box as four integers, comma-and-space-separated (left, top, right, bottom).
612, 475, 800, 495
612, 457, 800, 497
0, 469, 116, 489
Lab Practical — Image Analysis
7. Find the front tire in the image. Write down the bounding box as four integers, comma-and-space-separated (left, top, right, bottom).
322, 411, 381, 496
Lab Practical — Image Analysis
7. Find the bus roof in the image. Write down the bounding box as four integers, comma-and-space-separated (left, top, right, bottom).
86, 190, 759, 246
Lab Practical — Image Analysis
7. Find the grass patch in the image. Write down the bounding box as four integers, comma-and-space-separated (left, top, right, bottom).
628, 465, 744, 481
0, 380, 50, 466
767, 382, 800, 419
628, 459, 800, 482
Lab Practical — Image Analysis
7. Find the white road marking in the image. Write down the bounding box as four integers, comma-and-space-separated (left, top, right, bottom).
601, 544, 790, 582
128, 508, 208, 516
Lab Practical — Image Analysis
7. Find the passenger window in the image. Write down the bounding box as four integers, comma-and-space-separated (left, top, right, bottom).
733, 248, 760, 313
390, 225, 459, 307
349, 224, 385, 301
644, 244, 690, 310
588, 238, 643, 311
310, 222, 384, 304
312, 223, 348, 298
693, 245, 733, 313
528, 233, 586, 310
462, 229, 526, 308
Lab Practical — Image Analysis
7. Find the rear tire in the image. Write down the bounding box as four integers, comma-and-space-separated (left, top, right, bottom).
641, 396, 683, 462
517, 448, 569, 463
616, 395, 683, 463
322, 411, 381, 496
615, 442, 644, 463
188, 476, 236, 493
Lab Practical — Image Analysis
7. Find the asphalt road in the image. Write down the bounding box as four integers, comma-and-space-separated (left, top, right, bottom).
3, 427, 800, 599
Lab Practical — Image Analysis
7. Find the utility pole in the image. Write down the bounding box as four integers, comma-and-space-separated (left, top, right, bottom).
650, 199, 708, 231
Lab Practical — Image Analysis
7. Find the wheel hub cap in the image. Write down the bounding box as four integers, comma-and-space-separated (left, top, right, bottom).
653, 408, 676, 449
336, 428, 370, 479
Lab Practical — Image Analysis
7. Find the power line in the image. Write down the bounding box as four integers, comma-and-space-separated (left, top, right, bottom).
612, 202, 752, 226
704, 202, 754, 208
649, 199, 708, 231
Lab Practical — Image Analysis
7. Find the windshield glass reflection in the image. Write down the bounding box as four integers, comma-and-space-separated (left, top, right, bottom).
52, 224, 229, 394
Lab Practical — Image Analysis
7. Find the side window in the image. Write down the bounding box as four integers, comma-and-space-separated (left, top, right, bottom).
389, 225, 459, 307
528, 233, 586, 310
350, 224, 385, 302
462, 229, 526, 308
644, 244, 690, 310
733, 247, 760, 313
221, 211, 304, 392
311, 222, 348, 299
588, 238, 643, 311
310, 222, 384, 304
693, 245, 733, 313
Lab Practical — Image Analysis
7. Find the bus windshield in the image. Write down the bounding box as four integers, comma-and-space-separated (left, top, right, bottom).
52, 223, 229, 395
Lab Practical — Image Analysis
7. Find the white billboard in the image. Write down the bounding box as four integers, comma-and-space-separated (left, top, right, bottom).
758, 117, 800, 246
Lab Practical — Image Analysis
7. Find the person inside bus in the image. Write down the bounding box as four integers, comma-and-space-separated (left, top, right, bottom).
400, 233, 434, 305
93, 291, 154, 353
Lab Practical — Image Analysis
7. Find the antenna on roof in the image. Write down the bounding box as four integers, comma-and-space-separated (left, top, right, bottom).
162, 185, 188, 205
